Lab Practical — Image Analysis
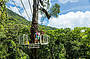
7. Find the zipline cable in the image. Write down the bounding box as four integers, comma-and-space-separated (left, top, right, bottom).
20, 0, 30, 20
28, 0, 32, 15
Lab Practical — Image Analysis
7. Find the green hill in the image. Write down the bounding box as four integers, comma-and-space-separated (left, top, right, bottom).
6, 9, 30, 25
6, 9, 57, 30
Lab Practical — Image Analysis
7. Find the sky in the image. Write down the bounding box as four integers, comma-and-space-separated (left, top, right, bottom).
6, 0, 90, 29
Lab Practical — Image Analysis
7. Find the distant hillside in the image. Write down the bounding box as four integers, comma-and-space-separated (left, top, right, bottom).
6, 9, 30, 25
6, 9, 57, 30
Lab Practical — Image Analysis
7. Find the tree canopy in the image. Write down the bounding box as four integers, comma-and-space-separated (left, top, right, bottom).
0, 0, 90, 59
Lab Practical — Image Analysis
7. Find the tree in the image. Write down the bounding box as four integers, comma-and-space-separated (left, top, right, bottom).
30, 0, 60, 59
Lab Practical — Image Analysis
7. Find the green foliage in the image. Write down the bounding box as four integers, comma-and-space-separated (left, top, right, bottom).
0, 0, 90, 59
36, 27, 90, 59
0, 25, 6, 38
50, 3, 60, 17
6, 9, 30, 25
0, 0, 29, 59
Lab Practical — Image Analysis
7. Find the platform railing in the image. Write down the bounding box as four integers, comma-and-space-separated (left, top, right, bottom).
19, 34, 49, 48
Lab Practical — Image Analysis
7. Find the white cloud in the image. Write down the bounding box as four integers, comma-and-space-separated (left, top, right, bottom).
9, 6, 20, 14
9, 0, 48, 21
48, 11, 90, 29
7, 0, 90, 29
59, 0, 79, 4
7, 0, 33, 20
19, 0, 33, 21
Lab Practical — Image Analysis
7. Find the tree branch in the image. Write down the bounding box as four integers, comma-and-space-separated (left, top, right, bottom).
39, 0, 44, 6
39, 7, 51, 19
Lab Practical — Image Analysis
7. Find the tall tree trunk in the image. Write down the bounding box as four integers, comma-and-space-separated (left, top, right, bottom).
30, 0, 39, 59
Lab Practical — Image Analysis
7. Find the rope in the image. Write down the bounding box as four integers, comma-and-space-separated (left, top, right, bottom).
20, 0, 30, 20
28, 0, 32, 15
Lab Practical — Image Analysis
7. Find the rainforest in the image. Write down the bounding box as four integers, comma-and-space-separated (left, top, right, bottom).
0, 0, 90, 59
